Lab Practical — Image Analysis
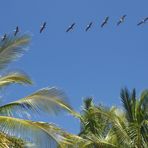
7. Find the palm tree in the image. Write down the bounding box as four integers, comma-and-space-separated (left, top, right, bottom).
119, 88, 148, 147
0, 34, 75, 147
1, 34, 147, 148
78, 89, 148, 148
57, 89, 148, 148
77, 98, 117, 148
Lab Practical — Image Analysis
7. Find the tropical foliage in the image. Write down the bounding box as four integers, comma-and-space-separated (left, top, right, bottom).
0, 33, 147, 148
0, 34, 75, 147
61, 89, 148, 148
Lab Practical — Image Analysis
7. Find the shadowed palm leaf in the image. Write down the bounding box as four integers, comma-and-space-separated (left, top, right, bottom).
120, 88, 135, 122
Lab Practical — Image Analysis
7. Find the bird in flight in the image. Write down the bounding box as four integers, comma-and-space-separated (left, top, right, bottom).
1, 34, 7, 41
40, 22, 46, 33
101, 17, 109, 28
85, 22, 93, 32
137, 17, 148, 26
14, 26, 19, 36
66, 23, 75, 32
117, 15, 127, 26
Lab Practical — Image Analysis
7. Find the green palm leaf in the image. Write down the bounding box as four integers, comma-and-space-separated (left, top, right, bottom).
33, 121, 86, 148
0, 71, 32, 88
0, 132, 13, 148
0, 87, 74, 119
0, 132, 25, 148
93, 107, 132, 147
120, 88, 134, 122
83, 133, 117, 148
0, 116, 60, 148
0, 34, 30, 70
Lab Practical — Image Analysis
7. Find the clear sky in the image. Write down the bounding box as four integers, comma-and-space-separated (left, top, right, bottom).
0, 0, 148, 134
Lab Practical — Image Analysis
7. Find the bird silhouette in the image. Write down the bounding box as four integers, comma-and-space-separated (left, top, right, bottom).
14, 26, 19, 36
85, 22, 93, 32
40, 22, 46, 33
1, 34, 7, 41
137, 17, 148, 26
117, 15, 127, 26
66, 23, 75, 32
101, 17, 109, 28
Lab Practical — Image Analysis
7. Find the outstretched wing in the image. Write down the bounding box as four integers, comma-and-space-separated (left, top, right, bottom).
122, 15, 127, 20
117, 21, 121, 26
137, 21, 143, 26
66, 27, 71, 32
101, 22, 106, 28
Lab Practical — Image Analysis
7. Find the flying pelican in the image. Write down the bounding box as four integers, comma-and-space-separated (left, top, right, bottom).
14, 26, 19, 36
66, 23, 75, 32
101, 17, 109, 28
1, 34, 7, 41
117, 15, 127, 26
137, 17, 148, 26
40, 22, 46, 33
85, 22, 93, 32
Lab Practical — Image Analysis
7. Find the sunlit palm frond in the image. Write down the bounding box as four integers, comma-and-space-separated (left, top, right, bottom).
0, 132, 12, 148
80, 100, 112, 138
0, 132, 25, 148
32, 121, 86, 148
83, 133, 117, 148
93, 107, 132, 147
32, 121, 67, 146
0, 87, 79, 119
127, 120, 148, 148
0, 71, 32, 88
0, 116, 60, 148
0, 34, 30, 70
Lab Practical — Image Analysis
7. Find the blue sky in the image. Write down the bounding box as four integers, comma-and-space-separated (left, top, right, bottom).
0, 0, 148, 134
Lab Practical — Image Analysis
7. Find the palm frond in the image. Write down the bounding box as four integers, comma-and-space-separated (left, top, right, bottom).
83, 97, 94, 110
0, 34, 30, 70
33, 121, 86, 148
0, 132, 13, 148
120, 88, 134, 122
93, 107, 132, 147
84, 134, 117, 148
0, 116, 59, 148
0, 87, 79, 119
0, 132, 25, 148
0, 71, 32, 88
127, 122, 148, 148
134, 90, 148, 124
139, 90, 148, 113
